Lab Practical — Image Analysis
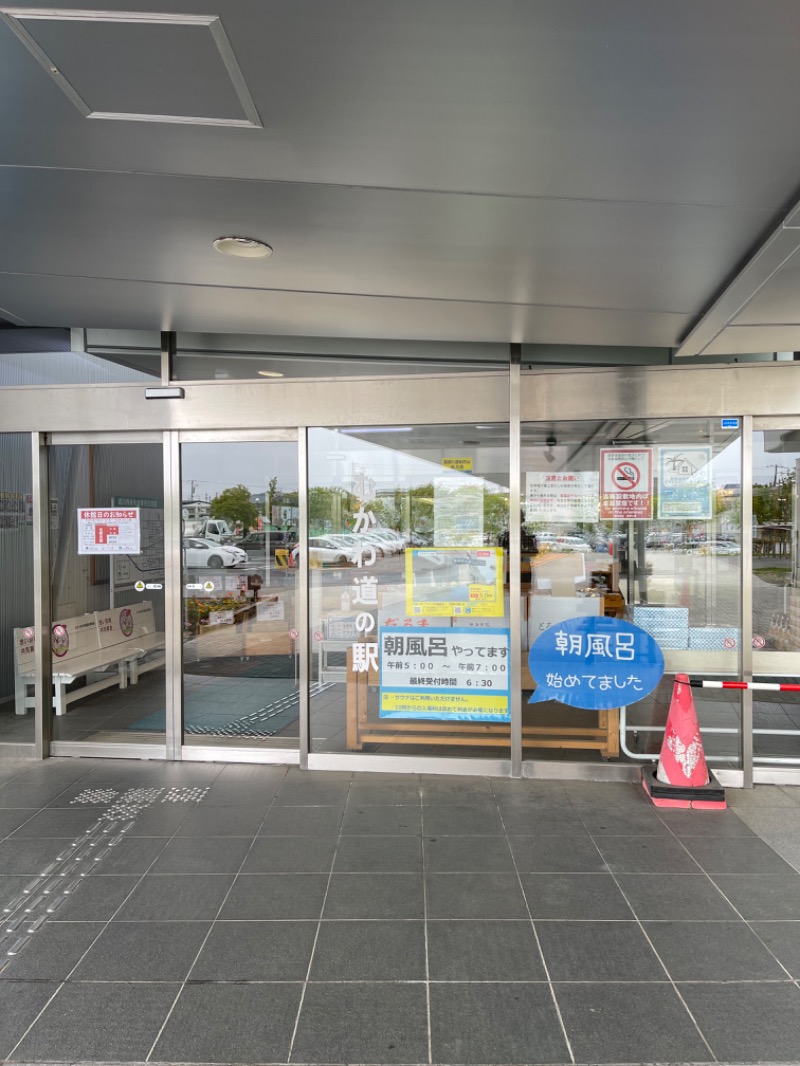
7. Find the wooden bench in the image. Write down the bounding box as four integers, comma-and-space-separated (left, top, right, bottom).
345, 648, 620, 758
14, 601, 165, 716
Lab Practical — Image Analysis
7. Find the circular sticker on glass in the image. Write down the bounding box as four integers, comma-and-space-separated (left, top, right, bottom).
119, 608, 134, 637
51, 624, 69, 658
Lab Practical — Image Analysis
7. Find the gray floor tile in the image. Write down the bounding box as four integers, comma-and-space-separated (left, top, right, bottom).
334, 835, 422, 872
150, 836, 251, 874
220, 873, 329, 920
190, 920, 316, 981
556, 982, 711, 1064
712, 873, 800, 919
426, 873, 529, 919
521, 872, 634, 919
430, 982, 569, 1065
311, 919, 425, 980
728, 785, 800, 807
497, 805, 587, 833
0, 980, 58, 1058
8, 808, 103, 838
113, 874, 235, 920
0, 921, 104, 980
422, 803, 504, 835
322, 872, 424, 919
276, 781, 352, 807
72, 920, 210, 981
579, 804, 674, 836
341, 804, 421, 835
566, 781, 648, 806
659, 808, 758, 836
616, 873, 741, 920
751, 922, 800, 977
428, 919, 545, 980
508, 833, 606, 873
680, 835, 797, 875
0, 811, 36, 839
47, 874, 140, 921
421, 776, 495, 804
347, 780, 421, 805
596, 834, 702, 873
12, 981, 179, 1062
644, 920, 789, 980
291, 982, 428, 1064
153, 982, 302, 1063
84, 835, 167, 875
243, 837, 337, 873
260, 805, 344, 836
123, 805, 191, 836
680, 981, 800, 1062
424, 834, 515, 872
175, 805, 265, 837
536, 920, 665, 981
0, 839, 70, 875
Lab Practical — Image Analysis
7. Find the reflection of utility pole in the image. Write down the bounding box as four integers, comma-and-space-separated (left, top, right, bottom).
190, 480, 198, 500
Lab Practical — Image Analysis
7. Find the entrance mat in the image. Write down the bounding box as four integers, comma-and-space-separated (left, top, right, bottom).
127, 682, 333, 738
184, 654, 296, 679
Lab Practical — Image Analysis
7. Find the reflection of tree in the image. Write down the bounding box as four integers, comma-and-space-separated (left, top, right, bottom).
754, 470, 795, 524
210, 484, 258, 531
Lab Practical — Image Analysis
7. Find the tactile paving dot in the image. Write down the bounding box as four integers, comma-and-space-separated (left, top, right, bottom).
103, 787, 164, 820
70, 788, 119, 806
161, 787, 209, 803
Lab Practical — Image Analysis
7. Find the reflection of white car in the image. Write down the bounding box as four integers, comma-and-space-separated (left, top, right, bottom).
183, 537, 248, 568
553, 536, 593, 553
291, 537, 360, 566
696, 541, 741, 556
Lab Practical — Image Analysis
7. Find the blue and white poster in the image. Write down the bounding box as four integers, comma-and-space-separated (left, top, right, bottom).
380, 626, 510, 721
528, 615, 664, 711
657, 446, 713, 520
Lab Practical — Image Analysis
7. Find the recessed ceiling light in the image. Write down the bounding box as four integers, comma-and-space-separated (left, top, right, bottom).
213, 236, 273, 258
257, 370, 284, 378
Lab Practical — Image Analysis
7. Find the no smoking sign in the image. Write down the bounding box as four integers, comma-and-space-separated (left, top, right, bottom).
600, 448, 653, 520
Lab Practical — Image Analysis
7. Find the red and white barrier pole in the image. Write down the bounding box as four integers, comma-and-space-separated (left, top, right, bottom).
688, 679, 800, 693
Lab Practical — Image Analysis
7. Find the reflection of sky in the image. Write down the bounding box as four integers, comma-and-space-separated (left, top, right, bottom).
181, 442, 298, 500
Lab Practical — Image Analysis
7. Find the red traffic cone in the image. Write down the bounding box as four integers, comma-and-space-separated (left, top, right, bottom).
642, 673, 726, 809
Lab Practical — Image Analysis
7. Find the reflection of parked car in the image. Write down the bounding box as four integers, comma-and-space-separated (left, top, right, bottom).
326, 532, 386, 559
553, 536, 593, 553
694, 540, 741, 556
183, 537, 248, 568
291, 537, 360, 567
235, 530, 285, 557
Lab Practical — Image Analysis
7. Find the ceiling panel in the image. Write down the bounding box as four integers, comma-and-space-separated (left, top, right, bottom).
0, 272, 690, 345
0, 168, 772, 312
0, 0, 799, 208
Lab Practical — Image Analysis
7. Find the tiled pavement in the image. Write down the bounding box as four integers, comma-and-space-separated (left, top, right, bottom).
0, 758, 800, 1064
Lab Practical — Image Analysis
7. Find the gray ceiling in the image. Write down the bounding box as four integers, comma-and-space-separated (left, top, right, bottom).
3, 0, 800, 349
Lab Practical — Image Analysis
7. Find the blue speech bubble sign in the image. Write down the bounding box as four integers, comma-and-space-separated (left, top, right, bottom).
528, 615, 665, 711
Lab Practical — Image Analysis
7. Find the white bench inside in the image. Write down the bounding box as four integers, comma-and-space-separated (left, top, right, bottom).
14, 601, 165, 716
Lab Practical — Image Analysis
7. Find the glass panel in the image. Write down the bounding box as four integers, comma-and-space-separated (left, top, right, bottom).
752, 424, 800, 766
521, 418, 742, 767
49, 444, 166, 745
0, 433, 35, 744
309, 424, 510, 760
181, 441, 299, 749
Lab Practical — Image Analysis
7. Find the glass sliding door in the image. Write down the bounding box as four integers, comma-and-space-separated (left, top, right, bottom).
180, 435, 299, 751
48, 439, 167, 749
308, 423, 510, 763
520, 417, 743, 768
751, 419, 800, 769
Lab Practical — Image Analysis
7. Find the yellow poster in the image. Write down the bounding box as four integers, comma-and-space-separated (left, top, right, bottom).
442, 457, 473, 471
405, 546, 504, 617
